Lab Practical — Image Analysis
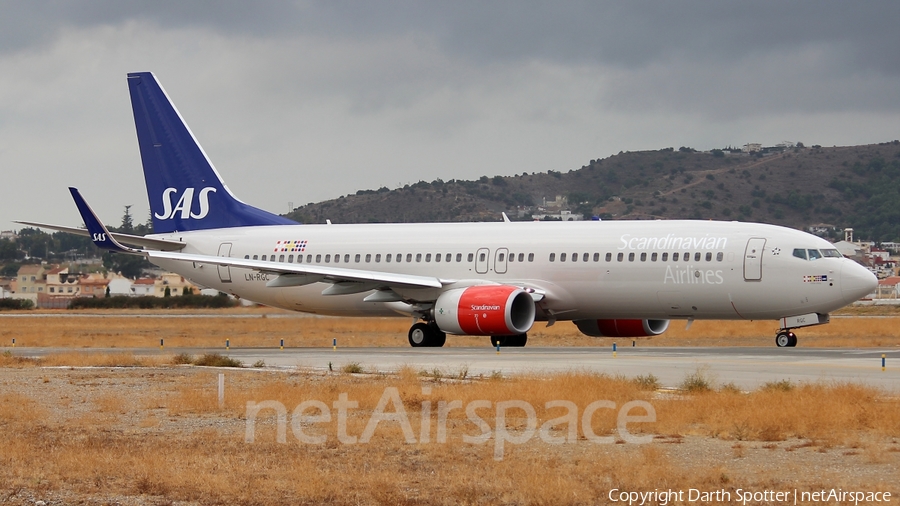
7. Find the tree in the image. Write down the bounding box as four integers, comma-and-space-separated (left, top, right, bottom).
103, 252, 147, 279
0, 238, 22, 261
120, 205, 134, 234
16, 228, 52, 259
103, 205, 153, 277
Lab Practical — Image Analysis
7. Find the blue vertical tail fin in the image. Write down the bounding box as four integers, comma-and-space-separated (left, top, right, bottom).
127, 72, 297, 233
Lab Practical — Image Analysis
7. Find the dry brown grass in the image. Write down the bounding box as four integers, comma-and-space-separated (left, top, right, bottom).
1, 350, 172, 368
0, 367, 896, 505
650, 382, 900, 446
158, 371, 900, 450
2, 308, 899, 349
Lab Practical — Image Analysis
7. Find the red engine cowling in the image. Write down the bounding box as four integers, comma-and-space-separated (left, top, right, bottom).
434, 285, 536, 336
574, 319, 670, 337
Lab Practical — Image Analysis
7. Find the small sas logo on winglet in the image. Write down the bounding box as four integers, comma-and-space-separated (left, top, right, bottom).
275, 240, 308, 253
803, 275, 828, 283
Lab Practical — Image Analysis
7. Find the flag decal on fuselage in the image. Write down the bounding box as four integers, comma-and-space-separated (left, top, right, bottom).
274, 240, 308, 253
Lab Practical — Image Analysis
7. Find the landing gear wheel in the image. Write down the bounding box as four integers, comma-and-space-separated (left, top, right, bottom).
409, 323, 429, 347
489, 333, 527, 347
430, 324, 447, 348
506, 333, 527, 347
775, 330, 797, 348
408, 322, 446, 347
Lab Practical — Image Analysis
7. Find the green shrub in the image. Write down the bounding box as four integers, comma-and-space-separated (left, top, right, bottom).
680, 369, 713, 393
68, 294, 239, 310
171, 353, 193, 365
192, 353, 243, 368
633, 373, 660, 391
341, 362, 364, 374
761, 379, 794, 392
0, 299, 34, 310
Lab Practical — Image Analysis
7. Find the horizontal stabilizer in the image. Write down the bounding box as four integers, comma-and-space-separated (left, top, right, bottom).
14, 220, 185, 251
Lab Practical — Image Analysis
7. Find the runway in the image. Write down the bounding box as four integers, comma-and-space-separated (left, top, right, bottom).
17, 346, 900, 390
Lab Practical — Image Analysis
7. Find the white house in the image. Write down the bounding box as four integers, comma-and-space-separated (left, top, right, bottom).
107, 278, 133, 296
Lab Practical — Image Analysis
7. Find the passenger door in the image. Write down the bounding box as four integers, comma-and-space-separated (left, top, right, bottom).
743, 238, 766, 281
217, 242, 233, 283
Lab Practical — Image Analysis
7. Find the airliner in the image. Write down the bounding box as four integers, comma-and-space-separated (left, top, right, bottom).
20, 72, 878, 348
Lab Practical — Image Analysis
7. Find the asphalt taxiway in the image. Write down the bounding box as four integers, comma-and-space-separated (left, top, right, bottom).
16, 346, 900, 390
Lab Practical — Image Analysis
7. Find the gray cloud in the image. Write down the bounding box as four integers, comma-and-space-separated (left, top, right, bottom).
1, 1, 898, 231
5, 1, 899, 71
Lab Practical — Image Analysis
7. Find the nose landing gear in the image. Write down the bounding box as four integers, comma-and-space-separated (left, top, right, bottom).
775, 330, 797, 347
774, 313, 830, 347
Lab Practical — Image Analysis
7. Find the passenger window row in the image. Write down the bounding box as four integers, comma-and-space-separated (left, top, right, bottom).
549, 251, 725, 263
496, 253, 535, 263
243, 251, 535, 265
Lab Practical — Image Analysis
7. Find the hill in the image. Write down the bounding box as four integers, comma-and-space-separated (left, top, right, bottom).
285, 141, 900, 242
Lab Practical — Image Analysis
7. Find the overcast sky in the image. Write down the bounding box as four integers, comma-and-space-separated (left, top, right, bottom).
2, 1, 899, 232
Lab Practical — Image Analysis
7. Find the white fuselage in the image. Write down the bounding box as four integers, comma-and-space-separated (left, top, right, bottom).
147, 220, 874, 322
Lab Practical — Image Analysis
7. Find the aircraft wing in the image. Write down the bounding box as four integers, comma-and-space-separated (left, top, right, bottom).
14, 221, 186, 251
146, 250, 445, 290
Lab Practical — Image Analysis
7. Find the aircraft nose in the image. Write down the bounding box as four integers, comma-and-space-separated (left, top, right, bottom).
841, 260, 877, 304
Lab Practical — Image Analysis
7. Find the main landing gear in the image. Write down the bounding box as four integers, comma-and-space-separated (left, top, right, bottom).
406, 322, 529, 348
775, 330, 797, 348
408, 322, 446, 348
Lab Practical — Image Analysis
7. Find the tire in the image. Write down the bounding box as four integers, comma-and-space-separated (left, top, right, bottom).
506, 333, 528, 347
489, 334, 527, 347
775, 331, 791, 348
787, 332, 798, 347
409, 322, 430, 347
426, 322, 446, 347
409, 322, 447, 347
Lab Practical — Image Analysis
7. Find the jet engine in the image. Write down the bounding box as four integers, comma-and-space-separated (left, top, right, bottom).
574, 319, 670, 337
434, 285, 535, 336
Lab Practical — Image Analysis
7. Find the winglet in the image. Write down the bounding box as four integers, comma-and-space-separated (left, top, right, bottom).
68, 187, 143, 254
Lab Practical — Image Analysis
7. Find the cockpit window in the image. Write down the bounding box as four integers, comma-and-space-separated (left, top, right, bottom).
822, 249, 843, 258
807, 249, 823, 260
792, 248, 807, 260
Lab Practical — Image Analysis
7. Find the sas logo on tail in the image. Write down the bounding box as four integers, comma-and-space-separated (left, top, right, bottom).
155, 187, 217, 220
